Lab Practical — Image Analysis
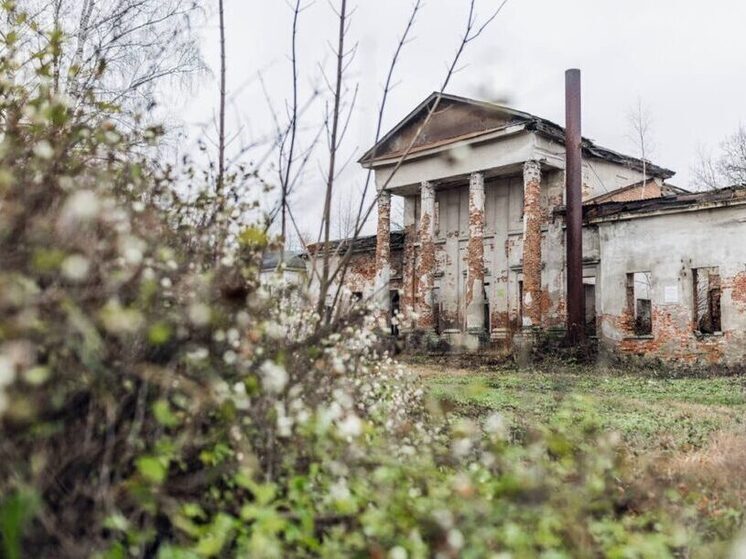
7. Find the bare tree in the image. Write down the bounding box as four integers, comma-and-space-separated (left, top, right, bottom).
316, 0, 351, 318
718, 124, 746, 186
278, 0, 302, 258
627, 97, 654, 196
692, 124, 746, 189
323, 0, 509, 317
217, 0, 227, 195
333, 190, 358, 241
692, 144, 720, 190
241, 0, 507, 325
13, 0, 203, 120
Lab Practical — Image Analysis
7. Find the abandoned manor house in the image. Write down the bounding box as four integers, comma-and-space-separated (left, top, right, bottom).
312, 84, 746, 366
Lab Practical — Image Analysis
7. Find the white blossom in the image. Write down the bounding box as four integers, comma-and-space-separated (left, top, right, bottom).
33, 140, 54, 159
188, 303, 211, 326
186, 347, 209, 361
447, 529, 464, 550
61, 255, 90, 282
452, 437, 472, 458
61, 190, 100, 223
223, 350, 237, 365
338, 414, 363, 438
484, 412, 508, 439
329, 479, 351, 502
0, 355, 15, 387
119, 235, 146, 265
259, 360, 288, 394
264, 321, 285, 340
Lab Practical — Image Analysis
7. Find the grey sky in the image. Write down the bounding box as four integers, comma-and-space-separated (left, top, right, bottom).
182, 0, 746, 237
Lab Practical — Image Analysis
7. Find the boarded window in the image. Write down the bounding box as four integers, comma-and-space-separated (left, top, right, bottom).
518, 280, 524, 324
693, 267, 721, 334
432, 287, 441, 334
584, 282, 596, 336
626, 272, 652, 335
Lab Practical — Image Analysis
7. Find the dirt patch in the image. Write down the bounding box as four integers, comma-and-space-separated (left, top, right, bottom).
402, 353, 513, 375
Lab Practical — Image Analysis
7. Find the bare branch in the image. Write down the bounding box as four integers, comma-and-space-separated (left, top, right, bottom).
325, 0, 508, 308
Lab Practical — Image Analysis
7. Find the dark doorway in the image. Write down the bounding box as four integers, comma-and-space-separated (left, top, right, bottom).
584, 283, 596, 336
390, 290, 400, 337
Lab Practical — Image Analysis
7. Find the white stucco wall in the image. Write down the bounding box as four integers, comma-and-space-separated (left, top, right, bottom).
596, 204, 746, 365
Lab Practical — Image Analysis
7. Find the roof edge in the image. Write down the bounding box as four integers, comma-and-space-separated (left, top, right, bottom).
359, 92, 675, 179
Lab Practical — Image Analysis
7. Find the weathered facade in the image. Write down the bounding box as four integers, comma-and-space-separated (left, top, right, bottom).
323, 92, 746, 365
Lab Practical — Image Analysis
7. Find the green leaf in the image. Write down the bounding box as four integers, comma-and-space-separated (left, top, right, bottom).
153, 399, 179, 428
148, 322, 172, 345
156, 545, 200, 559
0, 489, 39, 559
136, 456, 168, 484
194, 514, 235, 557
31, 248, 66, 272
103, 513, 129, 533
99, 301, 144, 335
23, 366, 50, 386
237, 226, 268, 250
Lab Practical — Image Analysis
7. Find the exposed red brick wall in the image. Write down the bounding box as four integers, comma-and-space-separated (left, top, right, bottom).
402, 223, 417, 315
416, 183, 436, 329
343, 252, 377, 293
603, 303, 730, 365
522, 161, 542, 328
465, 173, 485, 326
607, 181, 662, 202
374, 191, 391, 275
729, 271, 746, 311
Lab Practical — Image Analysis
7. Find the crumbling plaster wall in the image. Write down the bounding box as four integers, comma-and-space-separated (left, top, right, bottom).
309, 248, 403, 311
428, 168, 574, 341
375, 131, 535, 190
430, 176, 526, 338
597, 206, 746, 365
580, 158, 648, 200
533, 135, 649, 201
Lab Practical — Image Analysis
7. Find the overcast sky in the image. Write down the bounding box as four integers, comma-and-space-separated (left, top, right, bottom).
181, 0, 746, 237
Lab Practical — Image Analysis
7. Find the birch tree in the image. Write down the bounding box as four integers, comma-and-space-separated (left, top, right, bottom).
693, 124, 746, 189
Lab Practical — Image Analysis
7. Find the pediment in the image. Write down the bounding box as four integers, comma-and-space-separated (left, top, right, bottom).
360, 93, 529, 164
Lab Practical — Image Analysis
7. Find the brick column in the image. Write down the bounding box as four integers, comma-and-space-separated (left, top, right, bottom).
416, 181, 436, 329
401, 196, 417, 320
522, 160, 542, 329
374, 189, 391, 314
466, 172, 485, 333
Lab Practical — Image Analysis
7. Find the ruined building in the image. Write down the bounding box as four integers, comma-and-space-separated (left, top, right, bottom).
320, 91, 746, 365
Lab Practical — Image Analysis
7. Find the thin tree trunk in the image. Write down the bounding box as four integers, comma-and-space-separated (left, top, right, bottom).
280, 0, 301, 261
217, 0, 227, 198
317, 0, 347, 321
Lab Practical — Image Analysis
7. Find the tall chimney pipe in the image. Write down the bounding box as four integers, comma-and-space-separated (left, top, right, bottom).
565, 69, 585, 344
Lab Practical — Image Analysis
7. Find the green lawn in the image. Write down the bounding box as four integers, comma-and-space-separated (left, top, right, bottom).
418, 362, 746, 452
416, 360, 746, 554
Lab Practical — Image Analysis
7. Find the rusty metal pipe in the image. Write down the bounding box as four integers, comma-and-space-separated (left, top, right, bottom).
565, 69, 585, 343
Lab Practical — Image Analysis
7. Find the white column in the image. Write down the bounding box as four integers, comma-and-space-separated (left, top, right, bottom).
416, 181, 436, 329
466, 172, 486, 333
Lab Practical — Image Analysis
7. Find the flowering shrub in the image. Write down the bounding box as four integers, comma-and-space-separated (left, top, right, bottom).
0, 12, 698, 559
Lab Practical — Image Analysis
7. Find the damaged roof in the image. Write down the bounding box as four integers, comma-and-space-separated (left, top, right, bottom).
261, 251, 306, 271
584, 179, 689, 205
360, 92, 675, 179
584, 185, 746, 221
306, 230, 405, 255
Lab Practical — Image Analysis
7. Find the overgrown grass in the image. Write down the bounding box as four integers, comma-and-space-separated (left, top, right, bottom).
415, 359, 746, 556
421, 362, 746, 452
